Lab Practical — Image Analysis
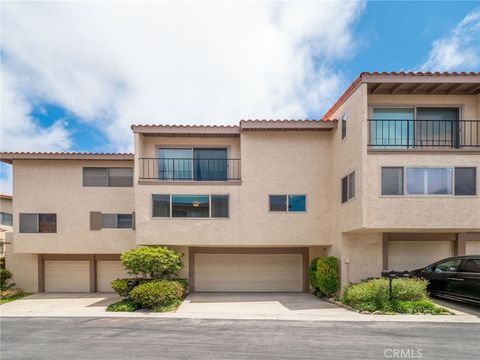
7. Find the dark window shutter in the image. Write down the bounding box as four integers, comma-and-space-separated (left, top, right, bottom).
381, 167, 404, 195
90, 211, 102, 230
455, 167, 476, 195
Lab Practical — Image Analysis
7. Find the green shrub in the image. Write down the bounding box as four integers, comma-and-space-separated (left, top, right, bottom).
340, 278, 447, 314
129, 279, 184, 309
0, 269, 15, 291
120, 246, 183, 279
309, 257, 339, 297
110, 278, 144, 297
174, 278, 189, 293
106, 299, 140, 312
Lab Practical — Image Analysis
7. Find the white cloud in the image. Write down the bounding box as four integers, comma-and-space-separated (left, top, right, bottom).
1, 2, 365, 153
419, 8, 480, 71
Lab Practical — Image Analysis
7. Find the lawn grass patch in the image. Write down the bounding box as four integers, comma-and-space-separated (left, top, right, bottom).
106, 299, 140, 312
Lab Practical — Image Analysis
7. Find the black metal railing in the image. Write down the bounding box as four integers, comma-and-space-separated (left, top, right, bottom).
139, 158, 241, 181
368, 119, 480, 149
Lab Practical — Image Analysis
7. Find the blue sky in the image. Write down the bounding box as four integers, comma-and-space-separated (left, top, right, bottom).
1, 1, 480, 194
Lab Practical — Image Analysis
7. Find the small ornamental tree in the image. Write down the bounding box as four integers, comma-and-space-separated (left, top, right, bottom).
120, 246, 183, 279
0, 269, 15, 291
309, 257, 339, 297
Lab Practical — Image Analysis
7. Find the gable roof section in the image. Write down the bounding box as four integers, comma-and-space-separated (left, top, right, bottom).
322, 71, 480, 120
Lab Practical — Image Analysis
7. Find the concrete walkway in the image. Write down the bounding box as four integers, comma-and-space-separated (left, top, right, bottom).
1, 292, 479, 322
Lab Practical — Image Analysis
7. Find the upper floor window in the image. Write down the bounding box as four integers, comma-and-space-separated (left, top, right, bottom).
159, 148, 228, 181
152, 194, 229, 218
101, 214, 133, 229
341, 113, 347, 140
83, 167, 133, 187
0, 212, 13, 226
381, 167, 476, 196
341, 172, 355, 203
269, 195, 306, 212
19, 213, 56, 233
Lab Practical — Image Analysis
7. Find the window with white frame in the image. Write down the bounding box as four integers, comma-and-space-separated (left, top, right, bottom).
269, 195, 306, 212
341, 172, 355, 203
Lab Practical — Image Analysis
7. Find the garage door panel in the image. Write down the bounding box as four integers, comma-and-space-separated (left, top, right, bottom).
195, 253, 303, 292
466, 241, 480, 255
45, 261, 90, 292
97, 261, 128, 292
388, 241, 453, 271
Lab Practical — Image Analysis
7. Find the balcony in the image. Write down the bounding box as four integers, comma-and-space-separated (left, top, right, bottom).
138, 158, 241, 181
368, 119, 480, 150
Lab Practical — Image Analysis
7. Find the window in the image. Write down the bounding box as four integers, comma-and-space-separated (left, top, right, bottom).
341, 172, 355, 203
384, 167, 476, 196
211, 195, 229, 218
159, 148, 227, 181
0, 212, 13, 226
19, 213, 56, 233
101, 214, 133, 229
83, 167, 133, 187
434, 259, 461, 273
381, 167, 404, 195
269, 195, 306, 212
152, 194, 229, 218
455, 167, 476, 196
341, 113, 347, 140
462, 259, 480, 273
406, 167, 453, 195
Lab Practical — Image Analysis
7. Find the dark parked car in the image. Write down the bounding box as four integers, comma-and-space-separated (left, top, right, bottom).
410, 255, 480, 306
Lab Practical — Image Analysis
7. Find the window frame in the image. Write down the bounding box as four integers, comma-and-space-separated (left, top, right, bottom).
0, 212, 13, 226
19, 213, 57, 233
341, 171, 356, 204
151, 194, 230, 219
83, 167, 133, 187
101, 213, 133, 229
379, 166, 478, 197
268, 194, 307, 213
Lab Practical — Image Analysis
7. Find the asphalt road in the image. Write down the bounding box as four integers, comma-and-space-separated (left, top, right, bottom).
1, 317, 479, 360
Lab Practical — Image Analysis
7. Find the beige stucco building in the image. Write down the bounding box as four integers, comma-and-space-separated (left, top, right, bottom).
2, 72, 480, 293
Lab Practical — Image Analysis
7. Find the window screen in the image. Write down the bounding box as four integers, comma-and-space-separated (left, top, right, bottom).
108, 168, 133, 187
20, 213, 38, 233
152, 195, 171, 217
382, 167, 404, 195
101, 214, 118, 228
117, 214, 133, 228
83, 168, 108, 187
455, 167, 476, 196
269, 195, 287, 211
211, 195, 229, 218
341, 114, 347, 139
0, 212, 13, 226
38, 214, 56, 233
348, 172, 355, 199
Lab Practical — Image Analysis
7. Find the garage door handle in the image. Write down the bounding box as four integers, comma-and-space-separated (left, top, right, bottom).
447, 277, 464, 281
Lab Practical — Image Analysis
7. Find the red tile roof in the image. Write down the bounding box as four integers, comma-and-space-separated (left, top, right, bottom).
322, 71, 480, 120
0, 152, 133, 163
0, 194, 12, 200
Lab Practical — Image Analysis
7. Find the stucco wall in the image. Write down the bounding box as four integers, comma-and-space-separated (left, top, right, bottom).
135, 131, 333, 247
12, 160, 136, 254
5, 243, 38, 293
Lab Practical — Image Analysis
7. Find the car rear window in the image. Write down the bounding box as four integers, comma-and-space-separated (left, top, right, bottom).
463, 259, 480, 273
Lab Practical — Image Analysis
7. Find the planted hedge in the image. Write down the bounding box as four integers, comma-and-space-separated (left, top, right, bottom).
129, 280, 184, 309
309, 257, 339, 297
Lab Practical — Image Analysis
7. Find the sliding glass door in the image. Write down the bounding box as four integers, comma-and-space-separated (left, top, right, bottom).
416, 108, 459, 148
159, 148, 193, 180
372, 108, 414, 147
194, 148, 227, 181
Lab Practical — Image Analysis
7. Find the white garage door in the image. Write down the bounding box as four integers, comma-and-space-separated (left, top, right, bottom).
45, 261, 90, 292
97, 261, 128, 292
388, 241, 454, 271
466, 241, 480, 255
194, 253, 303, 292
